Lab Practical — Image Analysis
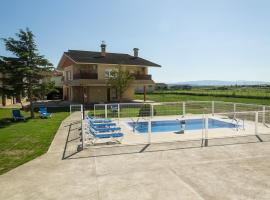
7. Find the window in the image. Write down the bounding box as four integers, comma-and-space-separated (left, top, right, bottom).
104, 69, 114, 79
65, 70, 72, 81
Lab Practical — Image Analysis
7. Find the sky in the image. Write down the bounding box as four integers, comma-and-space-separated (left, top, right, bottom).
0, 0, 270, 83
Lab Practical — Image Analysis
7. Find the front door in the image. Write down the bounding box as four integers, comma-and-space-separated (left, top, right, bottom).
107, 88, 110, 102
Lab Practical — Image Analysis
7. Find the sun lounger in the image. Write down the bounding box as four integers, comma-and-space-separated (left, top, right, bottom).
12, 109, 25, 121
88, 120, 116, 127
86, 115, 112, 123
39, 107, 52, 118
111, 105, 118, 113
91, 125, 121, 132
85, 125, 123, 144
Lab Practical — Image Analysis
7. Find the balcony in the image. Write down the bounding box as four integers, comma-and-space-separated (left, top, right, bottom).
73, 72, 98, 80
132, 74, 152, 80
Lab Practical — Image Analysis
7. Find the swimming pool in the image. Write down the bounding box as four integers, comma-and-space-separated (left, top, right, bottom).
127, 118, 237, 133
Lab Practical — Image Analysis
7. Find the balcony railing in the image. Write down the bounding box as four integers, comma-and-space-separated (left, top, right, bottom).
73, 72, 98, 80
132, 74, 152, 80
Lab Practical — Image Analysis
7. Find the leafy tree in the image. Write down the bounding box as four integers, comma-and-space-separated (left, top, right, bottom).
1, 28, 52, 117
33, 80, 56, 100
107, 68, 134, 102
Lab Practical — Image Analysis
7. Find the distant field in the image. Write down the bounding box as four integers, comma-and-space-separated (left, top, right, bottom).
154, 86, 270, 99
135, 93, 270, 106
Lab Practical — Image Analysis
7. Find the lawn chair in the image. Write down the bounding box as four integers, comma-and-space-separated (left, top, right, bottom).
12, 109, 25, 121
39, 107, 52, 118
86, 115, 112, 123
88, 119, 116, 127
111, 104, 118, 113
91, 125, 121, 133
86, 125, 123, 144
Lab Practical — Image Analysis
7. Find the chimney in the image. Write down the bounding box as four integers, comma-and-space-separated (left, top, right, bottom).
100, 41, 106, 56
133, 48, 139, 57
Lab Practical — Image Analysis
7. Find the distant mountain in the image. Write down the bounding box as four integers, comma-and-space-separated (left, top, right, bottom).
169, 80, 270, 86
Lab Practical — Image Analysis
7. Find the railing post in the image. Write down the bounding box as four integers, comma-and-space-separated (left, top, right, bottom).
151, 104, 154, 118
233, 103, 236, 117
81, 104, 85, 149
255, 112, 258, 135
212, 101, 215, 116
205, 115, 208, 146
262, 106, 265, 124
118, 104, 120, 119
105, 104, 108, 119
93, 105, 96, 117
183, 102, 186, 116
148, 117, 151, 144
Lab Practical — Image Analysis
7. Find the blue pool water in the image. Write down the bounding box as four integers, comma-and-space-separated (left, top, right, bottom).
127, 118, 237, 133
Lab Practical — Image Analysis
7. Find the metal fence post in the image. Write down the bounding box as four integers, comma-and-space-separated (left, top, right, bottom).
212, 101, 215, 116
255, 112, 258, 135
105, 104, 108, 118
151, 104, 154, 118
148, 117, 151, 144
118, 104, 120, 119
205, 115, 208, 146
81, 104, 85, 149
233, 103, 236, 117
262, 106, 265, 124
183, 102, 186, 116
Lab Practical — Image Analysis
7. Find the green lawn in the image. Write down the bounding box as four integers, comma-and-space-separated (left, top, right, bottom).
89, 93, 270, 119
160, 86, 270, 99
135, 93, 270, 106
0, 108, 69, 175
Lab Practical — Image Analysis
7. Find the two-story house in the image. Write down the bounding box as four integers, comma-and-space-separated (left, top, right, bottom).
57, 43, 161, 103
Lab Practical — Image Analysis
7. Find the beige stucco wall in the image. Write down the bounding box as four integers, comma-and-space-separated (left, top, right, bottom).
68, 86, 134, 103
122, 86, 134, 101
88, 86, 107, 103
62, 63, 150, 102
0, 96, 14, 106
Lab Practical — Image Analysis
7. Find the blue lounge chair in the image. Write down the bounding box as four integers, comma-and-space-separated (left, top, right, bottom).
86, 115, 112, 123
12, 109, 25, 121
86, 126, 123, 144
88, 120, 116, 127
91, 125, 121, 133
39, 107, 52, 118
111, 105, 118, 113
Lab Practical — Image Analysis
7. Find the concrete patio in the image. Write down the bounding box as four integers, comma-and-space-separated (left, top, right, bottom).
0, 114, 270, 200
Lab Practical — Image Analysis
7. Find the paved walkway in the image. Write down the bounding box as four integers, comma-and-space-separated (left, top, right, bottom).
0, 114, 270, 200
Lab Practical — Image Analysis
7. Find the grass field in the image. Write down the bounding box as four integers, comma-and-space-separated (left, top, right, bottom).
0, 108, 69, 175
161, 86, 270, 99
135, 93, 270, 105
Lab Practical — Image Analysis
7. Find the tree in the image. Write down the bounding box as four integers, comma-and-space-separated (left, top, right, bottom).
107, 68, 134, 102
1, 28, 52, 118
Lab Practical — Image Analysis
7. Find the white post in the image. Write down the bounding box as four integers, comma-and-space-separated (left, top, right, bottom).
81, 104, 83, 119
262, 106, 265, 124
93, 105, 96, 117
105, 104, 108, 119
233, 103, 236, 118
118, 104, 120, 119
81, 104, 85, 149
151, 104, 154, 118
212, 101, 215, 116
70, 105, 72, 115
183, 102, 186, 116
205, 115, 208, 146
255, 112, 258, 135
148, 117, 151, 144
